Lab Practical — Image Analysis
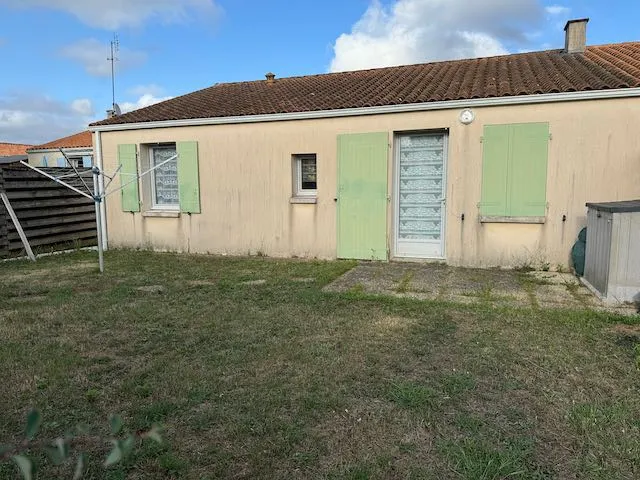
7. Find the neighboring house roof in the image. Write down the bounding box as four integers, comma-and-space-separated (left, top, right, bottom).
27, 131, 93, 152
91, 42, 640, 127
0, 143, 33, 156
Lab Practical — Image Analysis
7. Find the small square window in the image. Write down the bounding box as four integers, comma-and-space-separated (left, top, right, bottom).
150, 144, 179, 209
293, 154, 317, 197
67, 156, 84, 168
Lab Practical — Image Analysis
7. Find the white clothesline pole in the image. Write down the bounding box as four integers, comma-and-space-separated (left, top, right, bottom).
57, 171, 95, 179
19, 161, 94, 200
59, 148, 93, 196
103, 164, 122, 192
1, 192, 36, 261
101, 154, 178, 199
92, 167, 104, 273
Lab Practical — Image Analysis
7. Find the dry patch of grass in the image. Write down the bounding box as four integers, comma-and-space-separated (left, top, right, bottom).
1, 260, 95, 282
371, 315, 417, 333
610, 323, 640, 336
0, 251, 639, 479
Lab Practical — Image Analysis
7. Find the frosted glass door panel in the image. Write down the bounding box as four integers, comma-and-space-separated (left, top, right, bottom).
396, 133, 446, 258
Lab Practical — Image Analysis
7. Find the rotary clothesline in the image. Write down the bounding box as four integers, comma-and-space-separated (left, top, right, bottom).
16, 148, 179, 272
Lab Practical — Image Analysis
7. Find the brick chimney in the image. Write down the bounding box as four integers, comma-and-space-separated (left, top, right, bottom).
265, 72, 276, 83
564, 18, 589, 54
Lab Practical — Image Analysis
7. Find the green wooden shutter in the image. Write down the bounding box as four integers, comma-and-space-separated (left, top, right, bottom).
508, 123, 549, 217
480, 125, 510, 216
177, 141, 201, 213
118, 144, 140, 212
337, 132, 388, 260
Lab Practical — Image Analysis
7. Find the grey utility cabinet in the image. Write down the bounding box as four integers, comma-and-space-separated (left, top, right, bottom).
583, 200, 640, 304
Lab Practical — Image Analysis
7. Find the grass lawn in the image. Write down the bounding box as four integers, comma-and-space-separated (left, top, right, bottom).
1, 250, 639, 479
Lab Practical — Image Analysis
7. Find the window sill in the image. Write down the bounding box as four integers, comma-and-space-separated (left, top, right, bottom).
480, 216, 546, 224
142, 210, 181, 218
290, 196, 317, 204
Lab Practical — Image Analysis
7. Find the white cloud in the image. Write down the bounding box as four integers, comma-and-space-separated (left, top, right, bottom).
0, 0, 222, 30
71, 98, 94, 116
0, 92, 94, 144
330, 0, 543, 72
128, 84, 166, 98
60, 39, 147, 77
120, 94, 173, 114
545, 5, 570, 15
458, 32, 509, 58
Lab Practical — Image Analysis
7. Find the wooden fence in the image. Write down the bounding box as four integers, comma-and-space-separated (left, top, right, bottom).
0, 163, 97, 259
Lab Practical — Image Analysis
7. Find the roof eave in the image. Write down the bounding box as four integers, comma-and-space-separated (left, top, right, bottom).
26, 146, 93, 153
90, 87, 640, 132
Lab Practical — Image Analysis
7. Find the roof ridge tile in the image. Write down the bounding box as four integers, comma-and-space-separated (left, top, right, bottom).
28, 130, 93, 151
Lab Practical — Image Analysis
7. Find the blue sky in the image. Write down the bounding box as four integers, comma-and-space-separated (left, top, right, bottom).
0, 0, 638, 144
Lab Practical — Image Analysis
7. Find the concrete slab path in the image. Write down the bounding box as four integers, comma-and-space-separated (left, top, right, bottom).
324, 262, 638, 315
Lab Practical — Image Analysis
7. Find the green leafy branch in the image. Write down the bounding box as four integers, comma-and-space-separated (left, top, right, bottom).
1, 410, 163, 479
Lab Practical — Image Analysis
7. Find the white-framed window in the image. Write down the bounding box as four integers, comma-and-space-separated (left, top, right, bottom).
150, 144, 179, 209
293, 154, 317, 197
67, 156, 84, 168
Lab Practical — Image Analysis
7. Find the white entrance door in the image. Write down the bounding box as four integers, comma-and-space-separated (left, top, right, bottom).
395, 132, 447, 258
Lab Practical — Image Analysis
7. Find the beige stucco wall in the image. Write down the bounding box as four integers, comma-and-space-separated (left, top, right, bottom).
28, 148, 93, 167
98, 97, 640, 267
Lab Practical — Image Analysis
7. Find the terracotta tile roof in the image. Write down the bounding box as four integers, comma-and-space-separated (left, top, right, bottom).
0, 143, 33, 156
27, 130, 93, 151
91, 42, 640, 127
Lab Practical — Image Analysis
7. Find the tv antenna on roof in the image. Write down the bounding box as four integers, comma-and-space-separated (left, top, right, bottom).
107, 34, 119, 111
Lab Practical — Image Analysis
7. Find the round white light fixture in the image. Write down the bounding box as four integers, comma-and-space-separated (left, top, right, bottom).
459, 108, 475, 125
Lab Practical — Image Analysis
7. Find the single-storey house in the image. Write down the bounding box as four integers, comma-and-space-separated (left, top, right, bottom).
0, 144, 31, 170
27, 131, 93, 168
0, 142, 32, 158
89, 19, 640, 268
